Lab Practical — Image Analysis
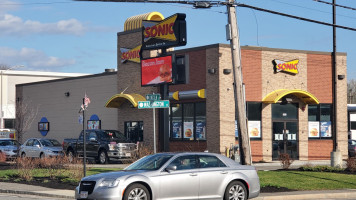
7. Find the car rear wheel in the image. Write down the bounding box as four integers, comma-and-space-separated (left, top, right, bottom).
224, 181, 247, 200
21, 152, 26, 158
67, 150, 75, 162
40, 153, 44, 159
97, 150, 109, 164
124, 183, 150, 200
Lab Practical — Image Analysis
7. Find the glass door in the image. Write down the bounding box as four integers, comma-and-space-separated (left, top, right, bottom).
272, 121, 298, 160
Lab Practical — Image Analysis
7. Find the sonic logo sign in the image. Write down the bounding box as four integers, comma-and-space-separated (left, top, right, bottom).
142, 13, 186, 50
120, 45, 141, 63
273, 59, 299, 74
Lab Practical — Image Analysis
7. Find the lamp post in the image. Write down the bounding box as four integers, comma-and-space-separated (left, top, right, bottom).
0, 65, 24, 128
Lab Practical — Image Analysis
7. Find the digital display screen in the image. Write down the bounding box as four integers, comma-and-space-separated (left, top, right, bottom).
87, 120, 101, 130
38, 122, 49, 131
141, 55, 172, 86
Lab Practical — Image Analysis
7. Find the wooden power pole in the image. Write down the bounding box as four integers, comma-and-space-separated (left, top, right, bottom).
227, 0, 252, 165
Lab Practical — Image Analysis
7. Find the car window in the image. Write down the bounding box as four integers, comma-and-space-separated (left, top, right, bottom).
89, 132, 97, 140
0, 140, 20, 146
198, 155, 227, 168
170, 155, 197, 170
0, 141, 9, 146
48, 139, 61, 146
351, 140, 356, 145
33, 139, 40, 146
26, 139, 34, 146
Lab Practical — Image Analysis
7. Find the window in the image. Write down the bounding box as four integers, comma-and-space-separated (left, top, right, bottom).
198, 155, 226, 168
272, 103, 298, 120
170, 102, 206, 141
308, 104, 332, 138
169, 155, 197, 170
124, 121, 143, 143
351, 122, 356, 130
4, 119, 15, 129
247, 102, 262, 139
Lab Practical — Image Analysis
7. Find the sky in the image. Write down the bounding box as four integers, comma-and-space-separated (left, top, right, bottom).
0, 0, 356, 79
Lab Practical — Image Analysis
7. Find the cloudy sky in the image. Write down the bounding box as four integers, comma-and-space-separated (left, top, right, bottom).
0, 0, 355, 79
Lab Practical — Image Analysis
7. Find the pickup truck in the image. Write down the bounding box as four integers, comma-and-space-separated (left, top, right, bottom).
62, 129, 137, 164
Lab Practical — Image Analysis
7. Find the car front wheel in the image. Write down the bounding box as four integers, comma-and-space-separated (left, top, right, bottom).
224, 181, 247, 200
124, 184, 150, 200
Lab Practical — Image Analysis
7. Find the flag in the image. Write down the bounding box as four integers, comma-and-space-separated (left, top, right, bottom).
84, 93, 91, 107
80, 93, 91, 111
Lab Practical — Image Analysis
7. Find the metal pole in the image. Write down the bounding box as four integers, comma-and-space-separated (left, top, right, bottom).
227, 0, 252, 165
82, 98, 86, 177
332, 0, 337, 151
153, 108, 156, 154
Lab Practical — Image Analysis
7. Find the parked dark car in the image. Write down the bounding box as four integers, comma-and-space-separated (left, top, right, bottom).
62, 129, 137, 164
19, 138, 64, 158
349, 139, 356, 157
76, 152, 260, 200
0, 139, 20, 160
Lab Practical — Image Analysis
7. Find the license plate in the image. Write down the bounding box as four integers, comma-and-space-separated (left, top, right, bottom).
126, 152, 131, 157
80, 191, 88, 199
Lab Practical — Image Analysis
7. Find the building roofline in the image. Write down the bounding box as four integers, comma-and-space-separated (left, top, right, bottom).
16, 71, 117, 87
1, 70, 90, 77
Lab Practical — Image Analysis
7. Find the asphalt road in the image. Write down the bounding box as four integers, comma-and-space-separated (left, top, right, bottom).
0, 193, 69, 200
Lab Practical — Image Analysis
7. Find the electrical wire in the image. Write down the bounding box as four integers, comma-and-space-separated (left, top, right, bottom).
236, 3, 356, 32
314, 0, 356, 11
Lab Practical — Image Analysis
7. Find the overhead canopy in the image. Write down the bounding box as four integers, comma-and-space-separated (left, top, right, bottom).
105, 93, 146, 108
262, 89, 319, 104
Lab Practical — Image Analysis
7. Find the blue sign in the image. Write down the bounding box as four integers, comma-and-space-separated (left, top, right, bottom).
39, 117, 49, 136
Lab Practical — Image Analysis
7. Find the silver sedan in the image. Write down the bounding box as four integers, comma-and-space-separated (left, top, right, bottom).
75, 152, 260, 200
19, 138, 64, 158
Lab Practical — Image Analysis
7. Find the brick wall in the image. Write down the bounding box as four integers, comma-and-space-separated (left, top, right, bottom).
308, 140, 333, 160
241, 49, 262, 101
307, 54, 332, 103
251, 140, 263, 162
170, 141, 207, 152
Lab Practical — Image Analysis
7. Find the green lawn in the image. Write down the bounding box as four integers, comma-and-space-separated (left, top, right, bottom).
1, 167, 356, 191
258, 170, 356, 190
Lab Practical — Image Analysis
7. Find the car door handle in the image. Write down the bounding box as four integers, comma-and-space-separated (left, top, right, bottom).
221, 171, 228, 174
189, 173, 197, 176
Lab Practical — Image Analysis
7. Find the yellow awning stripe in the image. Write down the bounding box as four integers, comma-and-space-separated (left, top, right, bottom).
262, 89, 319, 104
105, 93, 146, 108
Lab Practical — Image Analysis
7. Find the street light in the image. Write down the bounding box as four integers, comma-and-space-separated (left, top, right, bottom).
0, 65, 24, 129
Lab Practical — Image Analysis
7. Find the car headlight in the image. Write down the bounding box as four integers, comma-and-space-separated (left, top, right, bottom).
99, 179, 120, 188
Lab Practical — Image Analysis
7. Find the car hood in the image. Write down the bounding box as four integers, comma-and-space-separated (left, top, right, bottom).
82, 170, 150, 181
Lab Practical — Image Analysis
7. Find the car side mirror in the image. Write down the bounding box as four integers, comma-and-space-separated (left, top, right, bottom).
165, 165, 177, 172
89, 137, 97, 142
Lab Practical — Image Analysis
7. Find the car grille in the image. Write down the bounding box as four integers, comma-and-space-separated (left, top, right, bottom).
80, 181, 96, 194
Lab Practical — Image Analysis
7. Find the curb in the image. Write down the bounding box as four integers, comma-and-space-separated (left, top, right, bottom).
256, 190, 356, 200
0, 189, 74, 199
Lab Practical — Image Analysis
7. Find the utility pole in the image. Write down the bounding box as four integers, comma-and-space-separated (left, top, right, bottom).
227, 0, 252, 165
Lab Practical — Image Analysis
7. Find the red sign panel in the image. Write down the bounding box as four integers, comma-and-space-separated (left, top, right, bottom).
141, 55, 173, 86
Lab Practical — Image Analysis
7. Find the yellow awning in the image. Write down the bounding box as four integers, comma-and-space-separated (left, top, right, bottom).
105, 93, 146, 108
262, 89, 319, 104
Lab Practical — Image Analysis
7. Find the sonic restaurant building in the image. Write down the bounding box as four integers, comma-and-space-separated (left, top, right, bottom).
102, 12, 349, 162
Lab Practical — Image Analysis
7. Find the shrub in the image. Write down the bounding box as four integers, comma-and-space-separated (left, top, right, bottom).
299, 165, 345, 173
0, 152, 6, 163
279, 153, 293, 169
345, 157, 356, 173
15, 157, 36, 181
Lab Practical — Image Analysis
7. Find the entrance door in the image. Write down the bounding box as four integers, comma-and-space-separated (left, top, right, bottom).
272, 121, 298, 160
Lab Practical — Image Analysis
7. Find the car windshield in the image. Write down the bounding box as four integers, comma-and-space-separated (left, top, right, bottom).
125, 154, 173, 171
40, 139, 61, 147
0, 140, 19, 146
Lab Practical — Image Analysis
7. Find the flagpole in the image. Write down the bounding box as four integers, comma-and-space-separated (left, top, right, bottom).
83, 97, 86, 177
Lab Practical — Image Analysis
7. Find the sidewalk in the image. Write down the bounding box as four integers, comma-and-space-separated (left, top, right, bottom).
1, 181, 356, 200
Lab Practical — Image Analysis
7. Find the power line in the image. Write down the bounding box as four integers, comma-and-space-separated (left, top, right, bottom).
314, 0, 356, 11
236, 3, 356, 32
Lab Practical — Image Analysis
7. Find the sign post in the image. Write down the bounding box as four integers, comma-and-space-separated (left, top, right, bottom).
139, 94, 169, 153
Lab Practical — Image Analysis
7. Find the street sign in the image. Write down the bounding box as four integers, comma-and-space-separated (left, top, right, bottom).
138, 100, 169, 109
146, 94, 161, 101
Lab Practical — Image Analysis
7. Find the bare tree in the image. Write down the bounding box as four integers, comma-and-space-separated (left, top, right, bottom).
15, 98, 38, 143
348, 79, 356, 104
0, 64, 11, 70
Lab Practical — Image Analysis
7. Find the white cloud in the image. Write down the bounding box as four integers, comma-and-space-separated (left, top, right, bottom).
0, 0, 19, 15
0, 14, 86, 36
0, 47, 76, 70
